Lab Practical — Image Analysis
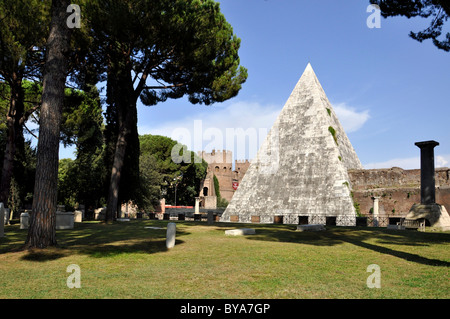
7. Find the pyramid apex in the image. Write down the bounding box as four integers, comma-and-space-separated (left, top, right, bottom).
301, 62, 317, 77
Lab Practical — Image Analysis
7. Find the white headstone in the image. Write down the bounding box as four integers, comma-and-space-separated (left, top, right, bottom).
195, 197, 200, 214
74, 210, 83, 223
225, 228, 256, 236
0, 203, 5, 237
166, 223, 176, 249
20, 212, 29, 229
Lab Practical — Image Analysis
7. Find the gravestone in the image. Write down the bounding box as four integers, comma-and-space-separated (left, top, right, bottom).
94, 207, 106, 220
225, 228, 256, 236
296, 224, 325, 232
0, 203, 5, 237
20, 212, 29, 229
166, 223, 176, 249
74, 210, 83, 223
56, 212, 74, 230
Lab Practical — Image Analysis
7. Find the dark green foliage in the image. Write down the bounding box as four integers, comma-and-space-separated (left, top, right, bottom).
139, 134, 207, 207
213, 175, 221, 199
370, 0, 450, 51
57, 87, 106, 210
81, 0, 247, 220
213, 175, 229, 208
328, 126, 338, 145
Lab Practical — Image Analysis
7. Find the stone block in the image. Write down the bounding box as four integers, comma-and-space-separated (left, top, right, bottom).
20, 212, 29, 229
225, 228, 256, 236
74, 210, 83, 223
56, 212, 74, 230
166, 223, 176, 249
296, 224, 325, 232
94, 207, 106, 220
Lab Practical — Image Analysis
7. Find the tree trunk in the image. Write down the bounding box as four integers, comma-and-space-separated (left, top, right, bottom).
0, 77, 24, 204
25, 0, 72, 249
104, 97, 138, 223
104, 55, 137, 223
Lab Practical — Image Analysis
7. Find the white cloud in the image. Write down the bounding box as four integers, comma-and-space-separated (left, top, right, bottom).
139, 101, 281, 161
363, 154, 450, 170
437, 155, 449, 168
332, 103, 370, 133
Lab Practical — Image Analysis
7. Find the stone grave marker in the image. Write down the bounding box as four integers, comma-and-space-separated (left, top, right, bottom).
20, 212, 29, 229
166, 222, 176, 249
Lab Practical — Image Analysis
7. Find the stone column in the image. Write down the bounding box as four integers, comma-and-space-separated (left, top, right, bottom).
166, 223, 176, 249
371, 196, 379, 227
415, 140, 439, 204
195, 197, 200, 214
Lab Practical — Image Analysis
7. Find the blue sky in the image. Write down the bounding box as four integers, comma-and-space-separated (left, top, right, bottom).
60, 0, 450, 169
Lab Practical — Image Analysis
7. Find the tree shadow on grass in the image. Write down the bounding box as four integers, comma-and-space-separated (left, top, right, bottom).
216, 223, 450, 267
1, 220, 189, 262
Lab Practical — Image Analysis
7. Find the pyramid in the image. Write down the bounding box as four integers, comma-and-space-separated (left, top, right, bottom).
221, 64, 363, 225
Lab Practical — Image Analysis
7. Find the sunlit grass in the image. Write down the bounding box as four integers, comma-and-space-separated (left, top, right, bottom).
0, 220, 449, 299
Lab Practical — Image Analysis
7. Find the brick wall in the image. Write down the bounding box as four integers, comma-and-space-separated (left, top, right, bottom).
348, 167, 450, 216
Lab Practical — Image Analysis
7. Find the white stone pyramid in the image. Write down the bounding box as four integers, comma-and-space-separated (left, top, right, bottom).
221, 64, 363, 225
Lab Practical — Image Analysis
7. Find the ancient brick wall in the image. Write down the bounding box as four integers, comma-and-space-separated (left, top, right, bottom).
348, 167, 450, 217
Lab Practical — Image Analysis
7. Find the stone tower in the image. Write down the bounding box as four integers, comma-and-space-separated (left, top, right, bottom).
198, 150, 250, 203
221, 64, 363, 225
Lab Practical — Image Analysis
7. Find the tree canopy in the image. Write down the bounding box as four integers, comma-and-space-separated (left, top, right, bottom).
371, 0, 450, 51
139, 134, 208, 207
79, 0, 247, 221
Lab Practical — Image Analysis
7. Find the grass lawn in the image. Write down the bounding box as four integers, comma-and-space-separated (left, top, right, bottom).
0, 219, 449, 299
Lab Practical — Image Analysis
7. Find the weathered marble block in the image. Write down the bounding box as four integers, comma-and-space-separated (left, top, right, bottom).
166, 223, 176, 249
296, 224, 326, 232
74, 210, 83, 223
225, 228, 256, 236
56, 212, 74, 230
20, 212, 29, 229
